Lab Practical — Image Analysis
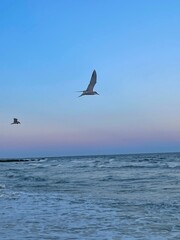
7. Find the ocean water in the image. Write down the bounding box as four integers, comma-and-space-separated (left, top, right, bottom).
0, 153, 180, 240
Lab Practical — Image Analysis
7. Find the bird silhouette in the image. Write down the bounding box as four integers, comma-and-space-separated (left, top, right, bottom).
78, 70, 99, 97
11, 118, 21, 124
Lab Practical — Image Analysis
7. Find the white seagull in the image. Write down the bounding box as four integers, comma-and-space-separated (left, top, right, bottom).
11, 118, 21, 124
78, 70, 99, 97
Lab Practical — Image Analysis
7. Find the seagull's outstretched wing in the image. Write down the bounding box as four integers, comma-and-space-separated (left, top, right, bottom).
14, 118, 18, 123
86, 70, 97, 91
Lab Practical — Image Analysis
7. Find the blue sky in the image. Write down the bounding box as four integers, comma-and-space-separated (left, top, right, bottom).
1, 0, 180, 157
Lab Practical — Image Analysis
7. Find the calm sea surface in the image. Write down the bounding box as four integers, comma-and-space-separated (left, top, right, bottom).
0, 153, 180, 240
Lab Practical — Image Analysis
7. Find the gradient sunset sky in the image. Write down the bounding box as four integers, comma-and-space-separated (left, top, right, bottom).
1, 0, 180, 158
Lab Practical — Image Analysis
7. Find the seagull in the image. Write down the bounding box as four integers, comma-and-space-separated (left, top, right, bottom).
11, 118, 21, 124
78, 70, 99, 97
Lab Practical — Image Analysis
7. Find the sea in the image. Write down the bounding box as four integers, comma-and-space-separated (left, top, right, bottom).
0, 153, 180, 240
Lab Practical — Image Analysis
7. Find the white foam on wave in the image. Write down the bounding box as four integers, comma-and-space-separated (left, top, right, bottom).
167, 162, 180, 168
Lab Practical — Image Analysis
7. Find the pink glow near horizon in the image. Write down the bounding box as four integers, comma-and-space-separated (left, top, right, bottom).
2, 126, 180, 152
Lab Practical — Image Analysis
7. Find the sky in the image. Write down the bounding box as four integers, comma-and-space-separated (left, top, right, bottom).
1, 0, 180, 158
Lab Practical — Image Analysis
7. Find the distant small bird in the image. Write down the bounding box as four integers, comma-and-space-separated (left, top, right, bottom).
78, 70, 99, 97
11, 118, 21, 124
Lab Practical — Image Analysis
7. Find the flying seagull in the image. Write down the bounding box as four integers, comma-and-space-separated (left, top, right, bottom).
78, 70, 99, 97
11, 118, 21, 124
